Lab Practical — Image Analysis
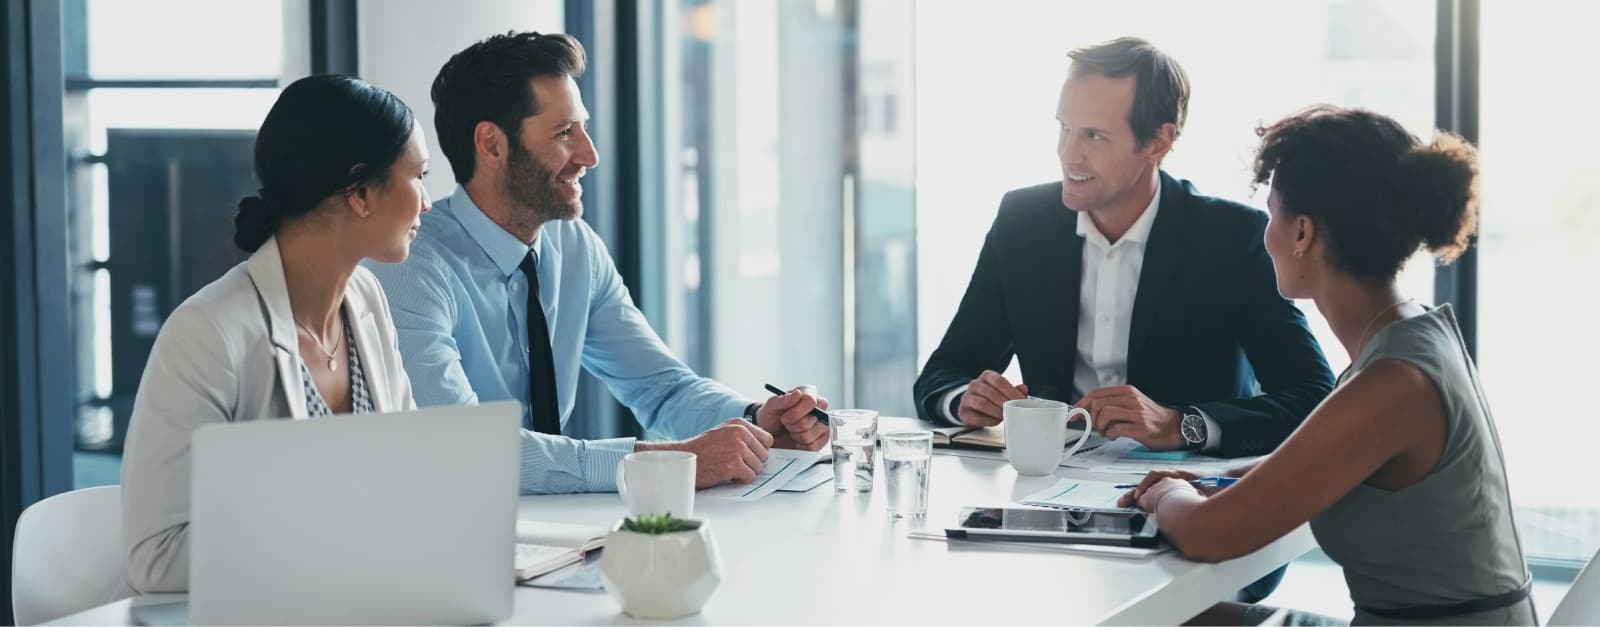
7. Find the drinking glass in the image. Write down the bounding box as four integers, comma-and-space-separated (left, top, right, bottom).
829, 409, 879, 493
882, 431, 932, 519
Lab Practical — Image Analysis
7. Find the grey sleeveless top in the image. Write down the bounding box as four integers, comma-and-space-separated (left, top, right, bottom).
1310, 305, 1534, 625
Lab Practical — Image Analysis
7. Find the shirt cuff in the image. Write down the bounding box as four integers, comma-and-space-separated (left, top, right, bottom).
578, 437, 637, 492
1194, 407, 1222, 453
725, 398, 754, 425
938, 384, 968, 426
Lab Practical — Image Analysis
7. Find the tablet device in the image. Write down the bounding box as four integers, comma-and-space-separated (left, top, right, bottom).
944, 506, 1163, 547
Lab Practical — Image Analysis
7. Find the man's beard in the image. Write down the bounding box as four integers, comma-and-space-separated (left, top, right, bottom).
506, 141, 579, 225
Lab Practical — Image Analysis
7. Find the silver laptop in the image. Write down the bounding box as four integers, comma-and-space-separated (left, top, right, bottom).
178, 401, 521, 625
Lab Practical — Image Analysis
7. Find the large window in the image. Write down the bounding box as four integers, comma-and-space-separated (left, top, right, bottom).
912, 0, 1436, 378
660, 0, 857, 408
1479, 1, 1600, 565
659, 0, 1436, 413
65, 0, 303, 488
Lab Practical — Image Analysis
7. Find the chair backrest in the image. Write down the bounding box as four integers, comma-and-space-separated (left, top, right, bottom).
11, 486, 134, 625
1550, 545, 1600, 626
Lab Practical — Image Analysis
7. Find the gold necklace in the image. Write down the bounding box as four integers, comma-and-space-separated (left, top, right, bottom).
1354, 298, 1414, 359
295, 317, 343, 372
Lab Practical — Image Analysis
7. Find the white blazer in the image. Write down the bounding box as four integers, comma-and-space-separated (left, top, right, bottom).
120, 237, 416, 593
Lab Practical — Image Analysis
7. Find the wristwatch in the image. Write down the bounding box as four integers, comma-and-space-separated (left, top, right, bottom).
743, 402, 763, 423
1178, 406, 1207, 450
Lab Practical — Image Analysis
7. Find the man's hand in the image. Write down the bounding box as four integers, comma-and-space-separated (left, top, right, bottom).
1076, 385, 1184, 450
650, 419, 774, 488
758, 385, 830, 451
958, 370, 1029, 427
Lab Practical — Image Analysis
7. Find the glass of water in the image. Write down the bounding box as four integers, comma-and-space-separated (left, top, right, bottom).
882, 431, 933, 519
830, 409, 878, 493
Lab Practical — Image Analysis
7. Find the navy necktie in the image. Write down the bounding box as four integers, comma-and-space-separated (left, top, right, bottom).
518, 253, 562, 435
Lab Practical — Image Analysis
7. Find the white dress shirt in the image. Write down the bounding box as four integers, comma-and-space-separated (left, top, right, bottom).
941, 180, 1221, 450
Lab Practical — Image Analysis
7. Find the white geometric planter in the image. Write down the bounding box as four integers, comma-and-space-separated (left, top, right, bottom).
598, 519, 723, 619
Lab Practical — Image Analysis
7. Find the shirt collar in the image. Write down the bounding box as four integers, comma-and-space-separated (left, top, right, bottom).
443, 186, 540, 278
1075, 176, 1162, 247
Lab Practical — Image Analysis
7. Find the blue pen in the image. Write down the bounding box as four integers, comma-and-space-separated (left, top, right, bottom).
1114, 477, 1237, 489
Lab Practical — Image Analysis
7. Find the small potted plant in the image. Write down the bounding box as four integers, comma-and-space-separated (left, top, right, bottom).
598, 514, 723, 619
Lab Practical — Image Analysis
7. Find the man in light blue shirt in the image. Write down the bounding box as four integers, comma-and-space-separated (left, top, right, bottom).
366, 31, 829, 494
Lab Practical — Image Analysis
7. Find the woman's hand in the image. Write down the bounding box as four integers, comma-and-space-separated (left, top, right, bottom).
1118, 469, 1207, 508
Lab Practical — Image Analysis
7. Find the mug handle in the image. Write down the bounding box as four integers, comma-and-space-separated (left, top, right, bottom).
615, 460, 629, 508
1062, 407, 1094, 458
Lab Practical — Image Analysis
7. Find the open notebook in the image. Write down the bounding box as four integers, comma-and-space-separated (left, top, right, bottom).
515, 520, 607, 582
932, 423, 1097, 451
931, 424, 1008, 449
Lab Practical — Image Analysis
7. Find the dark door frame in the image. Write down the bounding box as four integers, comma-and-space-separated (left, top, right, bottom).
3, 0, 74, 622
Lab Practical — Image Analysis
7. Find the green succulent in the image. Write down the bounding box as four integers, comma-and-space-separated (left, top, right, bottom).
619, 514, 699, 534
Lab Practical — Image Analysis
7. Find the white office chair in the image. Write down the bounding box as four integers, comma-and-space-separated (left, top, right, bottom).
11, 485, 135, 625
1549, 545, 1600, 626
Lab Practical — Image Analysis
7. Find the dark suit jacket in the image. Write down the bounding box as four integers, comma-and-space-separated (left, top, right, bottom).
913, 172, 1334, 458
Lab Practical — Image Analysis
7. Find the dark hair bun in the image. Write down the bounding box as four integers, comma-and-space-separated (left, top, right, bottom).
233, 195, 278, 253
235, 74, 416, 253
1396, 133, 1479, 263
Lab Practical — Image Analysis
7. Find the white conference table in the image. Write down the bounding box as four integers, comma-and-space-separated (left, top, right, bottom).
47, 418, 1314, 625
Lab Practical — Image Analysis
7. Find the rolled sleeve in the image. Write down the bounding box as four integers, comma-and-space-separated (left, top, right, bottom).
518, 431, 637, 493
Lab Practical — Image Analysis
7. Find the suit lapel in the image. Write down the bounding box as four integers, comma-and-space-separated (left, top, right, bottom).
1126, 173, 1187, 381
1038, 193, 1082, 398
245, 237, 309, 419
346, 291, 390, 413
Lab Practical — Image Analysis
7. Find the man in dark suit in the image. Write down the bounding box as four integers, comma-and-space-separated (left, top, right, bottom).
915, 37, 1333, 459
913, 38, 1333, 603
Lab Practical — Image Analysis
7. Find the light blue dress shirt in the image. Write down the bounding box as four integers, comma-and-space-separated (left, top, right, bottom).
364, 187, 749, 493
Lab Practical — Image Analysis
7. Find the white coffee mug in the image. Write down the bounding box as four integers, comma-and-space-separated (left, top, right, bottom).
615, 450, 696, 518
1003, 398, 1093, 476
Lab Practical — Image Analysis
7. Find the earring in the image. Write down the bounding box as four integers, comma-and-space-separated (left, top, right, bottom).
1293, 249, 1304, 258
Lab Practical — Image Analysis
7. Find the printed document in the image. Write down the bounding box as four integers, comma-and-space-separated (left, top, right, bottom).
700, 448, 829, 501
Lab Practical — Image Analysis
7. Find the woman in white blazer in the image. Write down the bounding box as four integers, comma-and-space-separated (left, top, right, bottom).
120, 75, 430, 593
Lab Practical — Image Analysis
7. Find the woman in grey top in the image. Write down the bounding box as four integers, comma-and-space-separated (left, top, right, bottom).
1121, 106, 1533, 625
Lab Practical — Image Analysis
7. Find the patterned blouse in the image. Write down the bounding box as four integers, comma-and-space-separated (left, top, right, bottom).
297, 313, 373, 416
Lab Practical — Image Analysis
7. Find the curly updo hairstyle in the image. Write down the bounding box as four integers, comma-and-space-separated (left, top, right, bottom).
1251, 105, 1479, 282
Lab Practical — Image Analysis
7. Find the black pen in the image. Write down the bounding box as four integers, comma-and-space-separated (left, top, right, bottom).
762, 383, 831, 425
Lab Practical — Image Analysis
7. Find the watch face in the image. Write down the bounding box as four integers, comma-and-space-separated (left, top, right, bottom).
1180, 415, 1205, 444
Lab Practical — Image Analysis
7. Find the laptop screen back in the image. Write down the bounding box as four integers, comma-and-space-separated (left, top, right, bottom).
188, 401, 520, 625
